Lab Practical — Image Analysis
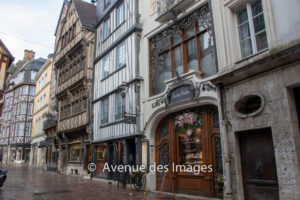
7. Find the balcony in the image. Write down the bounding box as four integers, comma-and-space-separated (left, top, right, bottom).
43, 114, 57, 130
156, 0, 195, 23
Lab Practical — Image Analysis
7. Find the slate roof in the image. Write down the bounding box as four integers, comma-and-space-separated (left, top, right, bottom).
73, 0, 96, 28
24, 58, 47, 71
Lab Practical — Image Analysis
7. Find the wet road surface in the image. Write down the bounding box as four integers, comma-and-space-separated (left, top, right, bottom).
0, 164, 173, 200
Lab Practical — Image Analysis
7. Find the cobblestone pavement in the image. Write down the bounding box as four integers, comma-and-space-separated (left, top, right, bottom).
0, 164, 181, 200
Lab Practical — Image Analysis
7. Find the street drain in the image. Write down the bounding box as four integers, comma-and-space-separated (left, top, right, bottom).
34, 190, 72, 195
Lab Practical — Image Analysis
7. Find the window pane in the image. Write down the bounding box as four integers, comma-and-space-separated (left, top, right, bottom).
173, 31, 182, 46
101, 98, 109, 124
256, 31, 268, 51
238, 7, 248, 24
252, 14, 265, 33
174, 46, 183, 75
102, 56, 110, 78
116, 43, 125, 69
200, 31, 213, 51
104, 18, 111, 39
115, 92, 125, 120
251, 0, 263, 16
201, 53, 216, 78
154, 52, 172, 94
187, 38, 198, 71
184, 24, 196, 39
239, 23, 251, 40
177, 120, 203, 171
241, 38, 253, 58
116, 3, 124, 27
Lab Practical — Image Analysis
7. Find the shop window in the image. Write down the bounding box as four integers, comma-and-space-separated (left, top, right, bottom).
70, 145, 81, 162
178, 127, 203, 170
237, 0, 268, 58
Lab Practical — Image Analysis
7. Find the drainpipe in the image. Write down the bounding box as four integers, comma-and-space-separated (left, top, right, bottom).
218, 83, 233, 199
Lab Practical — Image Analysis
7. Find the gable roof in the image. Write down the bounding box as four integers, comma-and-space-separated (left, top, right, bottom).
0, 39, 15, 66
54, 0, 70, 36
73, 0, 96, 29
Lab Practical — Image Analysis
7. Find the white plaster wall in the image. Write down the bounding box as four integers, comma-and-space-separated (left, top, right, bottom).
271, 0, 300, 46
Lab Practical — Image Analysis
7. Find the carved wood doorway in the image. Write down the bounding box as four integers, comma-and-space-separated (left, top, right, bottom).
155, 106, 222, 196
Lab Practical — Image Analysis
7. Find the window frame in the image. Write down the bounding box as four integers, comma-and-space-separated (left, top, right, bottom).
237, 0, 268, 58
116, 2, 125, 28
102, 54, 110, 79
150, 21, 215, 96
103, 17, 111, 40
115, 92, 125, 121
101, 97, 109, 125
116, 42, 126, 70
104, 0, 111, 8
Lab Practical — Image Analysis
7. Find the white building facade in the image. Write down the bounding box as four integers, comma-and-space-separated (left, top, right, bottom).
92, 0, 143, 181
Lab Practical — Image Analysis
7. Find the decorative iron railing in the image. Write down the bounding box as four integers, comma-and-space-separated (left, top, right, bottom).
157, 0, 181, 16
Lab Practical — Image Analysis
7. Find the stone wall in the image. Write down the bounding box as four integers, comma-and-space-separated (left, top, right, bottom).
224, 63, 300, 199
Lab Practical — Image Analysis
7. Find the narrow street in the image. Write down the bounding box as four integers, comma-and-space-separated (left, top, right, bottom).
0, 164, 168, 200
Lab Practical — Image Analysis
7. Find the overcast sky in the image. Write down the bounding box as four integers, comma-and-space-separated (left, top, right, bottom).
0, 0, 90, 63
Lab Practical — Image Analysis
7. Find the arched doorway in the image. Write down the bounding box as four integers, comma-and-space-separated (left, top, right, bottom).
155, 105, 223, 196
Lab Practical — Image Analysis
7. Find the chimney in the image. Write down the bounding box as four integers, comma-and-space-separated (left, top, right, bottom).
24, 49, 35, 60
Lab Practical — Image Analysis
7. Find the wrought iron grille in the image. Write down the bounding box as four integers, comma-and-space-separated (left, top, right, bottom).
157, 0, 180, 16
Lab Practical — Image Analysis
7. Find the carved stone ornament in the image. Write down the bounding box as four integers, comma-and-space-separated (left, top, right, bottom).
152, 75, 216, 108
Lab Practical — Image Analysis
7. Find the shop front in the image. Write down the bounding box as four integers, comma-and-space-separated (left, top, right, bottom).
92, 137, 141, 183
155, 106, 223, 196
57, 129, 91, 177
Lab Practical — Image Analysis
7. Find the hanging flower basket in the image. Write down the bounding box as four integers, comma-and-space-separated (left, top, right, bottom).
175, 112, 202, 133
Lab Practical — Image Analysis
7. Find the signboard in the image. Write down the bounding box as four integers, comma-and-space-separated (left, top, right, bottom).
168, 85, 194, 104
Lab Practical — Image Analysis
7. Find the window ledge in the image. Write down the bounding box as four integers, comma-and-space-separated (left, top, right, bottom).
235, 48, 269, 65
100, 119, 125, 128
224, 0, 248, 9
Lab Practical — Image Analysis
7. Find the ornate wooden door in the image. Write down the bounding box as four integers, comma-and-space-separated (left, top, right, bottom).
155, 120, 172, 192
240, 128, 279, 200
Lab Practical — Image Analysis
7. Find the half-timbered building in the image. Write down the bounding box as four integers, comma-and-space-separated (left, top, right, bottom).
92, 0, 143, 181
0, 50, 45, 164
54, 0, 96, 177
0, 39, 14, 140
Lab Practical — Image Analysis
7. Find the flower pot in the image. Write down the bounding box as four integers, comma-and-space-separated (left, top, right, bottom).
186, 128, 193, 137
